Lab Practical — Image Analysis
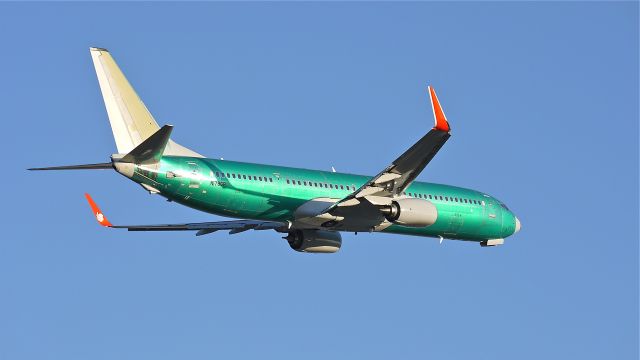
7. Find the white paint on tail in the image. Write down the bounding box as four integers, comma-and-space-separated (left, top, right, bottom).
89, 47, 203, 158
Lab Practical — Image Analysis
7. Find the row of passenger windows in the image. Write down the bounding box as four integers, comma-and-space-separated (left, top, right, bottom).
402, 191, 485, 206
212, 170, 483, 205
286, 178, 357, 191
214, 171, 274, 183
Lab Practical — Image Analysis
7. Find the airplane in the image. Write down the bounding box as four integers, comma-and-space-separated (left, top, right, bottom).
30, 47, 521, 253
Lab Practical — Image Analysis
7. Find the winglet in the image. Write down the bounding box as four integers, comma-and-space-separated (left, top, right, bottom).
84, 193, 113, 227
428, 86, 450, 132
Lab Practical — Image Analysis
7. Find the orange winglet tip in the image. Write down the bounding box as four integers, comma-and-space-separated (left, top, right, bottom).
84, 193, 113, 227
428, 86, 451, 132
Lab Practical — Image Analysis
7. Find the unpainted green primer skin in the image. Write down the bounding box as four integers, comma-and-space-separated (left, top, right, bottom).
131, 157, 518, 242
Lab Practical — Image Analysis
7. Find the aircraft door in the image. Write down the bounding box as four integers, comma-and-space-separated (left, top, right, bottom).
175, 161, 202, 199
187, 162, 201, 190
483, 198, 503, 236
448, 212, 464, 234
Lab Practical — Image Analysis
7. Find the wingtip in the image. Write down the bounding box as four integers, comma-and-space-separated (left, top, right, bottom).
89, 47, 109, 52
428, 86, 451, 132
84, 193, 113, 227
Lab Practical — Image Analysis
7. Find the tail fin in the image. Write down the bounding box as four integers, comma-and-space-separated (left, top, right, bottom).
89, 47, 202, 158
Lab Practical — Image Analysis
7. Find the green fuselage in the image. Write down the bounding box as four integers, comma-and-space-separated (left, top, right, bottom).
130, 156, 518, 242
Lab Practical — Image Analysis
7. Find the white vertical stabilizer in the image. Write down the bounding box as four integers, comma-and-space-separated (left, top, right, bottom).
89, 47, 203, 158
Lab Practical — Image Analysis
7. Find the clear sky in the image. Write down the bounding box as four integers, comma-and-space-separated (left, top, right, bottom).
0, 2, 637, 359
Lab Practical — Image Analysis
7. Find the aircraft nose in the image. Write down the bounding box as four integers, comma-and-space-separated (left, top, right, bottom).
514, 217, 521, 233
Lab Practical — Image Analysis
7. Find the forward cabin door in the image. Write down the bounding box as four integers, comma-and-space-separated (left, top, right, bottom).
482, 197, 503, 237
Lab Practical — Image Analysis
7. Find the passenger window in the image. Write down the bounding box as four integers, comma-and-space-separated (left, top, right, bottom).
286, 179, 290, 184
269, 178, 273, 182
340, 185, 344, 190
330, 184, 333, 189
232, 174, 236, 178
242, 175, 247, 179
324, 183, 328, 188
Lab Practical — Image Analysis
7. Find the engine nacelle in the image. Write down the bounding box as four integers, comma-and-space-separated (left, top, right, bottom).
285, 230, 342, 253
382, 198, 438, 227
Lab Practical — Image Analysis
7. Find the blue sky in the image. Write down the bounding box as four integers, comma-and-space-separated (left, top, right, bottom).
1, 2, 637, 359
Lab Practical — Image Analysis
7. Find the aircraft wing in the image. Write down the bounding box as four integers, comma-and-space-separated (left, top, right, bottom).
85, 194, 289, 236
323, 86, 451, 214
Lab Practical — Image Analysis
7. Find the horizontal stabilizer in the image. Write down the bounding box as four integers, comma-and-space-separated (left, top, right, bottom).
118, 125, 172, 165
28, 163, 113, 171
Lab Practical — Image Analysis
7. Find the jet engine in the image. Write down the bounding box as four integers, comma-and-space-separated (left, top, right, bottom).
380, 198, 438, 227
285, 229, 342, 253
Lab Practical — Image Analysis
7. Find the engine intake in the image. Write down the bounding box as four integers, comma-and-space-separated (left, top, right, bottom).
381, 198, 438, 227
285, 230, 342, 253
